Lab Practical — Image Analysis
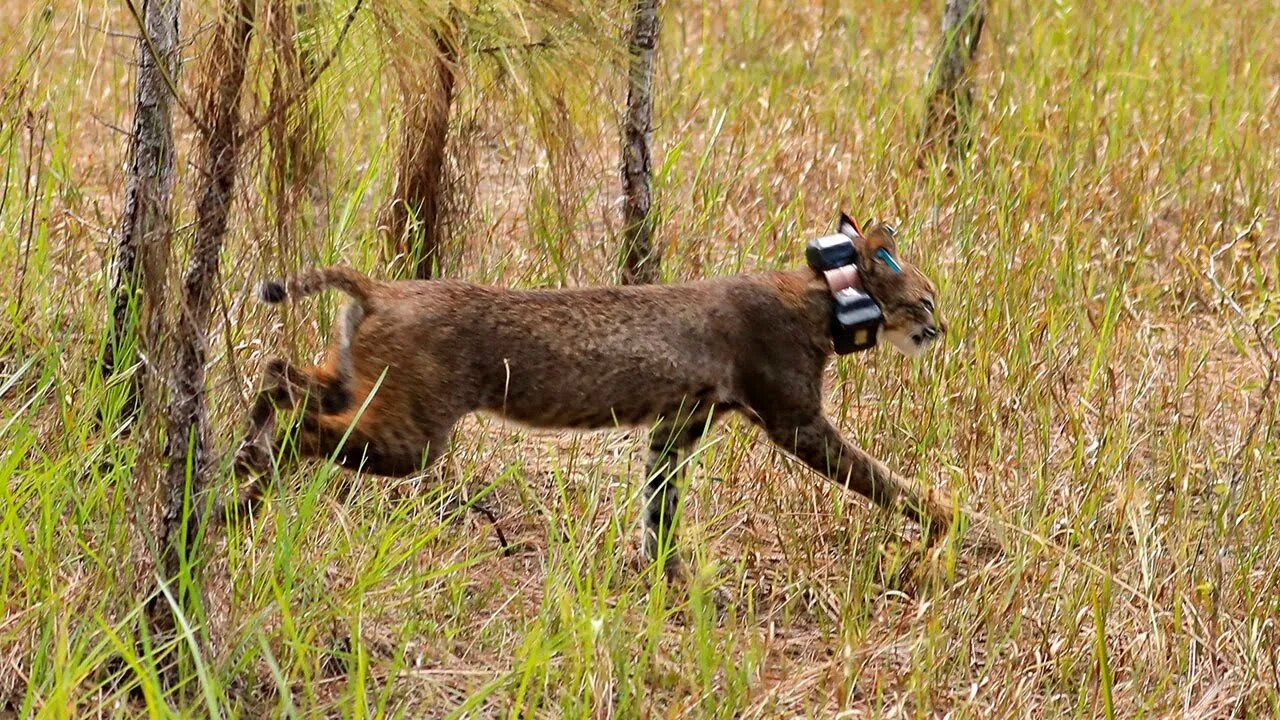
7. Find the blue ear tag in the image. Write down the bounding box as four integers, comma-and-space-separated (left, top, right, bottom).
876, 248, 902, 273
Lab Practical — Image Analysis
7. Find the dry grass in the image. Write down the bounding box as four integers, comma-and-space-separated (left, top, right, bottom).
2, 0, 1279, 716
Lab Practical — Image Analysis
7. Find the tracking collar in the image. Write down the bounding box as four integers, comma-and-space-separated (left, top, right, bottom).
806, 231, 885, 354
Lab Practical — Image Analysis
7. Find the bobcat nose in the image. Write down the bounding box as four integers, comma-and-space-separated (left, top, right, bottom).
922, 326, 939, 340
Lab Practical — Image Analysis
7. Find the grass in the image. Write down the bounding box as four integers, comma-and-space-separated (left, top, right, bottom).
3, 0, 1280, 716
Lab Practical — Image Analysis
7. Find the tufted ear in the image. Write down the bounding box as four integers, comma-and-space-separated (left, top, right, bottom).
837, 212, 864, 240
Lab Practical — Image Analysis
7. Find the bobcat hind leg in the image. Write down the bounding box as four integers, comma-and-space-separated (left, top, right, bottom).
230, 358, 339, 517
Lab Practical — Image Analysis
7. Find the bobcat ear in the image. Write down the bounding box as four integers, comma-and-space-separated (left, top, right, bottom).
864, 222, 898, 253
837, 212, 864, 239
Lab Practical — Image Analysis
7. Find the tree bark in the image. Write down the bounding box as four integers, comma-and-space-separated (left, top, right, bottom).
920, 0, 986, 156
103, 0, 181, 420
620, 0, 660, 285
381, 26, 459, 280
147, 0, 254, 637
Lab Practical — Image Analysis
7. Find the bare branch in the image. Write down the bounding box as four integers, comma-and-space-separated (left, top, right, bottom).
240, 0, 366, 140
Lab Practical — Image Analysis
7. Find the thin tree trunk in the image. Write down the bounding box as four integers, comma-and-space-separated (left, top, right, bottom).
147, 0, 254, 637
620, 0, 660, 285
103, 0, 181, 420
920, 0, 986, 156
382, 26, 459, 280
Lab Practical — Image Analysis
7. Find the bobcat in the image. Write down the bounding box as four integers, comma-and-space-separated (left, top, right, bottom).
232, 214, 954, 579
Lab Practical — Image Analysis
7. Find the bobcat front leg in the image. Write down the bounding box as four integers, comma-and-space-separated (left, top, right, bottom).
762, 412, 953, 541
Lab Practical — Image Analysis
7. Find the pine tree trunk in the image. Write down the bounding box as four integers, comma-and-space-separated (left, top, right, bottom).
620, 0, 660, 285
103, 0, 181, 420
148, 0, 255, 638
382, 26, 459, 280
920, 0, 986, 156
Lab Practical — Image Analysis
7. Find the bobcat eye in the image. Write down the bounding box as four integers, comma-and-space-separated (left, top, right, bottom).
921, 297, 934, 313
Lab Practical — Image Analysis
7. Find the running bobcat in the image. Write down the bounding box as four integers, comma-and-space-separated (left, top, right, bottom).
232, 214, 953, 579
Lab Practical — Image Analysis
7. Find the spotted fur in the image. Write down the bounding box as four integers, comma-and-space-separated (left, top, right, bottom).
231, 215, 953, 579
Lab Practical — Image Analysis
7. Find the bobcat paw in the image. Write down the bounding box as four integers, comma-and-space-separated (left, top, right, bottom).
233, 439, 271, 477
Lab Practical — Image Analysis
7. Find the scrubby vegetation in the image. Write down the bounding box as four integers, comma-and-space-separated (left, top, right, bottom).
2, 0, 1278, 715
